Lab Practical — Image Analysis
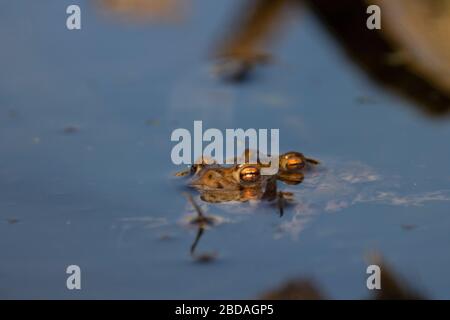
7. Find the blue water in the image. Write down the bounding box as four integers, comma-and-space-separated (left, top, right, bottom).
0, 0, 449, 299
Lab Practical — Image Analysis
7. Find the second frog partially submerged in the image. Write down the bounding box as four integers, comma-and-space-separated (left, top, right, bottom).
176, 150, 319, 216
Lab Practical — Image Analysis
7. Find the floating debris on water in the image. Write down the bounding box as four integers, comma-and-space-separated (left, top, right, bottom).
63, 125, 80, 134
7, 218, 19, 225
145, 119, 160, 126
192, 251, 218, 264
401, 224, 418, 231
32, 137, 41, 144
7, 109, 18, 119
158, 232, 175, 241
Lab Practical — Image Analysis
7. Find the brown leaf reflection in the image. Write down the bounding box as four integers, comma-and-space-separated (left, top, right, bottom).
97, 0, 186, 22
212, 0, 292, 82
307, 0, 450, 116
260, 279, 325, 300
214, 0, 450, 116
367, 253, 425, 300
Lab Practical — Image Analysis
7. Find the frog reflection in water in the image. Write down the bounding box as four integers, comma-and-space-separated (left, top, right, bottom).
178, 150, 319, 214
176, 150, 319, 260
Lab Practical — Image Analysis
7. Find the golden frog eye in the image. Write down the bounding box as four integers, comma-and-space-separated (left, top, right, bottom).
239, 165, 261, 183
280, 152, 306, 171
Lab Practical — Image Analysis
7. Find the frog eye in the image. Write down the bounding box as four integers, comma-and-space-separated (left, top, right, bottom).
238, 165, 261, 183
280, 152, 306, 171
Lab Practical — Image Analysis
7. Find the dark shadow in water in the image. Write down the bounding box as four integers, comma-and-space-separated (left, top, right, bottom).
260, 254, 426, 300
213, 0, 450, 116
212, 0, 286, 82
306, 0, 450, 116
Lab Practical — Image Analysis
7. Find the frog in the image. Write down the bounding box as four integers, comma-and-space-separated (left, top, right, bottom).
176, 150, 319, 215
175, 150, 318, 259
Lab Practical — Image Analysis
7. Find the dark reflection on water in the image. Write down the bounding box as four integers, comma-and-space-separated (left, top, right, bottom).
214, 0, 450, 116
0, 0, 450, 299
306, 0, 450, 116
260, 254, 426, 299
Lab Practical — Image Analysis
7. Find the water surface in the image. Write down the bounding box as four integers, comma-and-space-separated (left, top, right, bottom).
1, 0, 450, 299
